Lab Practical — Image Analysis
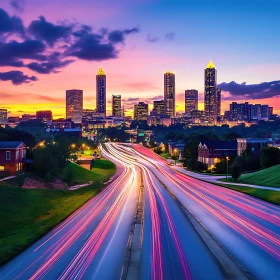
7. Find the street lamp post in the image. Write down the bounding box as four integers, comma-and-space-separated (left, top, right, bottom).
226, 156, 229, 182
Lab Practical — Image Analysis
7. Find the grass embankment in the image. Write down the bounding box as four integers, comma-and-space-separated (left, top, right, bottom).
0, 160, 116, 265
216, 183, 280, 206
160, 153, 170, 159
236, 164, 280, 188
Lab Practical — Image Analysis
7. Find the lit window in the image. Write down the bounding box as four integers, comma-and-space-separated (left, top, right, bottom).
0, 165, 4, 171
6, 151, 11, 160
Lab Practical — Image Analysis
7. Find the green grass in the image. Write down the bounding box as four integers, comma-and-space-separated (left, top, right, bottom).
61, 160, 116, 184
216, 183, 280, 205
0, 160, 116, 265
161, 153, 170, 159
236, 165, 280, 188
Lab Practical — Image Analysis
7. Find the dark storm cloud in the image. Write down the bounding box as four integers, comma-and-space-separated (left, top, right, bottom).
0, 8, 141, 84
0, 8, 25, 37
0, 70, 37, 85
108, 27, 139, 43
165, 32, 175, 41
28, 16, 72, 46
10, 0, 25, 12
218, 80, 280, 99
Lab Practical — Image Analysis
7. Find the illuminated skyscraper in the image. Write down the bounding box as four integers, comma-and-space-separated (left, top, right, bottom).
112, 95, 122, 117
185, 90, 198, 115
0, 109, 8, 123
66, 89, 83, 123
152, 100, 165, 116
36, 110, 52, 123
204, 61, 218, 123
164, 72, 175, 117
216, 88, 221, 118
134, 102, 148, 121
96, 67, 106, 116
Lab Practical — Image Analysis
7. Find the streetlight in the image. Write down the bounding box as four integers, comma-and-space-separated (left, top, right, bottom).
226, 156, 229, 181
71, 144, 76, 149
174, 148, 178, 165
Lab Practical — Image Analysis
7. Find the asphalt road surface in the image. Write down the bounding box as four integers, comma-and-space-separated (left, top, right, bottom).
1, 143, 279, 280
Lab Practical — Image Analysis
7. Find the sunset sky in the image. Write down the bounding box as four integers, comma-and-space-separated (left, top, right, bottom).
1, 0, 280, 118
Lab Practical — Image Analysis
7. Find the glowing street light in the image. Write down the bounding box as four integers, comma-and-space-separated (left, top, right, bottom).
39, 142, 44, 147
226, 156, 230, 182
71, 144, 76, 149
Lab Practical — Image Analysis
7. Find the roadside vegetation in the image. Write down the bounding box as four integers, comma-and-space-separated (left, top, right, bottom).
0, 161, 116, 265
216, 183, 280, 205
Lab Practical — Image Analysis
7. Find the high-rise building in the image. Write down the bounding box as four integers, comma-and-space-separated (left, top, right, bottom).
66, 89, 83, 123
112, 95, 122, 117
134, 102, 148, 121
185, 90, 198, 115
164, 72, 175, 117
151, 100, 165, 116
96, 67, 106, 117
204, 61, 218, 123
0, 109, 8, 123
36, 110, 52, 122
216, 88, 221, 118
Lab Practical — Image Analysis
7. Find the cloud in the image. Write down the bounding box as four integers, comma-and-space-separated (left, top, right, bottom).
165, 32, 175, 41
218, 80, 280, 99
147, 34, 160, 43
26, 52, 74, 74
0, 70, 38, 85
0, 40, 46, 67
28, 16, 72, 46
126, 97, 140, 102
0, 8, 25, 37
10, 0, 25, 12
108, 27, 139, 43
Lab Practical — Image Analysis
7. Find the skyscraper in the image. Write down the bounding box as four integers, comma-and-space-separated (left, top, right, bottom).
0, 109, 8, 123
36, 110, 52, 123
185, 90, 198, 115
216, 88, 221, 118
66, 89, 83, 123
134, 102, 148, 121
96, 67, 106, 117
152, 100, 165, 116
164, 72, 175, 117
112, 95, 122, 117
204, 61, 218, 123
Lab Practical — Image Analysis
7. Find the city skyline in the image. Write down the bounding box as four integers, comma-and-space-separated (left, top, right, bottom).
1, 0, 280, 118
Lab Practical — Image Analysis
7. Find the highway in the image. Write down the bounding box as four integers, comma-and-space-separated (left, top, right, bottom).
0, 143, 279, 279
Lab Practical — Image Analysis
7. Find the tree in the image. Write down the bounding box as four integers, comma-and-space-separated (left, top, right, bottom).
261, 147, 280, 169
231, 163, 241, 182
195, 161, 207, 171
183, 140, 199, 170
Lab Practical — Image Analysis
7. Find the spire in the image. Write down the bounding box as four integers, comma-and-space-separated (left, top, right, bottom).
206, 60, 216, 69
97, 67, 106, 75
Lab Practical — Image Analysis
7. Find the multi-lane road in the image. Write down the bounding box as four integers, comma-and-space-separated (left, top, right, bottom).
0, 143, 279, 279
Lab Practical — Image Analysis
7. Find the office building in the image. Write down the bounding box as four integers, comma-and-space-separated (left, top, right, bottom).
112, 95, 122, 117
22, 114, 36, 121
164, 72, 175, 117
134, 102, 148, 121
66, 89, 83, 123
0, 109, 8, 123
216, 88, 221, 118
185, 90, 198, 115
151, 100, 165, 116
96, 67, 106, 117
36, 110, 52, 122
204, 61, 218, 123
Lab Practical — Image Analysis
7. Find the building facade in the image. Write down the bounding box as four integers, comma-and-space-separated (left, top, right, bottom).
198, 140, 237, 168
96, 68, 106, 117
237, 138, 268, 156
36, 110, 53, 123
164, 72, 175, 117
0, 109, 8, 123
151, 100, 165, 116
112, 95, 122, 117
204, 61, 218, 123
185, 90, 198, 115
66, 89, 83, 123
0, 141, 27, 175
134, 102, 148, 121
216, 88, 221, 119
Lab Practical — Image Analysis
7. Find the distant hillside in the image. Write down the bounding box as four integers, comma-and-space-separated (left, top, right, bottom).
238, 165, 280, 188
